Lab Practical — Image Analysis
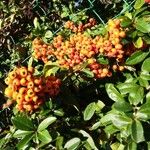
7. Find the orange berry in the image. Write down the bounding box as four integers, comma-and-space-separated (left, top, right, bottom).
16, 94, 24, 104
114, 19, 120, 26
119, 66, 124, 71
27, 81, 34, 89
4, 87, 13, 98
115, 44, 122, 49
102, 68, 109, 74
27, 89, 35, 97
28, 67, 34, 73
23, 104, 33, 111
32, 95, 38, 102
20, 78, 27, 86
26, 74, 32, 81
12, 91, 18, 100
9, 71, 17, 79
25, 94, 31, 102
34, 78, 42, 85
19, 68, 28, 77
13, 78, 20, 86
19, 87, 26, 95
119, 31, 126, 38
112, 65, 118, 70
5, 77, 12, 85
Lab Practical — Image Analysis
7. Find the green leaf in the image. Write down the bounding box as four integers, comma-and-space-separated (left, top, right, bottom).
79, 130, 98, 150
134, 37, 143, 48
56, 136, 64, 150
82, 68, 94, 78
131, 120, 144, 143
90, 121, 101, 130
146, 92, 150, 102
120, 17, 132, 27
111, 142, 125, 150
137, 101, 150, 120
37, 129, 52, 144
43, 62, 60, 76
106, 84, 124, 102
28, 57, 33, 68
126, 141, 137, 150
140, 71, 150, 80
64, 138, 81, 150
45, 66, 60, 77
17, 133, 34, 149
138, 77, 149, 88
125, 51, 149, 65
45, 30, 53, 38
84, 102, 96, 121
100, 113, 116, 126
33, 17, 40, 29
38, 116, 57, 131
113, 101, 132, 112
12, 115, 34, 131
112, 114, 132, 129
97, 56, 109, 64
142, 57, 150, 72
13, 130, 34, 138
117, 82, 139, 95
54, 109, 64, 117
95, 100, 105, 112
104, 124, 119, 135
135, 18, 150, 33
128, 87, 144, 105
134, 0, 144, 9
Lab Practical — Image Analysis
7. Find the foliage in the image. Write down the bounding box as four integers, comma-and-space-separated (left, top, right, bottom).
0, 0, 150, 149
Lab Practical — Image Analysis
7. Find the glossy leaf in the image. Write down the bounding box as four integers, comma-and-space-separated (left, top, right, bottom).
128, 87, 144, 105
117, 82, 139, 94
134, 37, 143, 48
106, 84, 124, 102
90, 121, 101, 130
37, 129, 52, 144
113, 101, 132, 112
12, 115, 34, 131
131, 120, 144, 143
134, 0, 144, 9
140, 71, 150, 80
38, 116, 57, 131
17, 133, 34, 149
95, 100, 105, 112
64, 138, 80, 150
125, 51, 149, 65
56, 136, 64, 150
135, 18, 150, 33
104, 124, 119, 135
112, 114, 132, 129
111, 142, 125, 150
142, 57, 150, 72
120, 17, 132, 27
138, 77, 149, 88
79, 130, 98, 150
137, 101, 150, 120
97, 56, 109, 64
82, 68, 94, 78
13, 130, 34, 138
126, 141, 137, 150
84, 102, 96, 121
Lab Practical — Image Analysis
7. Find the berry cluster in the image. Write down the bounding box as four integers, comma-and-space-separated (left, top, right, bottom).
88, 61, 112, 78
64, 18, 96, 33
4, 67, 61, 112
32, 38, 53, 63
32, 19, 127, 79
